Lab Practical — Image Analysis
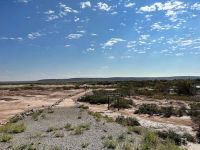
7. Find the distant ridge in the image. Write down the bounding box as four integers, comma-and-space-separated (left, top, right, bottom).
37, 76, 200, 83
0, 76, 200, 84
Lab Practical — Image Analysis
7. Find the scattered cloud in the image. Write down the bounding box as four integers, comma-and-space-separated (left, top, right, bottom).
27, 32, 43, 40
64, 45, 71, 48
0, 37, 23, 41
97, 2, 112, 11
80, 1, 91, 9
66, 34, 83, 39
176, 53, 184, 56
102, 38, 125, 48
44, 10, 55, 15
59, 2, 78, 17
124, 3, 135, 8
17, 0, 31, 3
191, 3, 200, 10
86, 47, 95, 51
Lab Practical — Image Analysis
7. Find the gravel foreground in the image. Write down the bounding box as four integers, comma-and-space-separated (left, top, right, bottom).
0, 106, 141, 150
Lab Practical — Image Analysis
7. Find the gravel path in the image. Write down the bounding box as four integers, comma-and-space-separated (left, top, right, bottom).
0, 106, 141, 150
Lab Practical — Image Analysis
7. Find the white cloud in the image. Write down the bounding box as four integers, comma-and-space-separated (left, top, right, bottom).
126, 41, 136, 48
46, 15, 59, 21
140, 35, 150, 40
103, 38, 125, 48
191, 3, 200, 10
86, 48, 95, 51
139, 1, 186, 13
124, 3, 135, 8
59, 2, 78, 17
97, 2, 111, 11
74, 17, 80, 22
0, 37, 23, 41
80, 1, 91, 9
66, 34, 82, 39
91, 33, 97, 36
44, 10, 55, 15
151, 22, 172, 31
64, 45, 71, 48
77, 30, 86, 34
176, 53, 184, 56
17, 0, 31, 3
27, 32, 43, 40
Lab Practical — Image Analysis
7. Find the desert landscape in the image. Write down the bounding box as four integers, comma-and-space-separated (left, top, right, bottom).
0, 79, 200, 150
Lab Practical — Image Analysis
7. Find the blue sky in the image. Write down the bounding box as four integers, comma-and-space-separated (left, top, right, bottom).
0, 0, 200, 81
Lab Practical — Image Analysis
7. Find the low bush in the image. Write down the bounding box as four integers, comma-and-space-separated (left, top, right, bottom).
116, 116, 140, 126
103, 138, 117, 149
157, 130, 183, 145
135, 104, 178, 118
81, 142, 89, 148
78, 90, 133, 109
64, 123, 73, 131
73, 123, 90, 135
32, 109, 44, 121
122, 142, 134, 150
0, 123, 25, 134
128, 126, 143, 135
0, 134, 12, 142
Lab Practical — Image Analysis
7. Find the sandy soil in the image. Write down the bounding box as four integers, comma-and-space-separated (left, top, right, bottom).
0, 89, 85, 124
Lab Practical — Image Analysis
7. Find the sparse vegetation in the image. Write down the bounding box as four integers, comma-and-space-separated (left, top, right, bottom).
32, 109, 44, 121
0, 123, 25, 134
81, 142, 89, 148
0, 134, 12, 142
135, 104, 184, 118
64, 123, 73, 131
116, 116, 140, 126
122, 142, 134, 150
73, 123, 90, 135
78, 90, 133, 109
128, 126, 143, 135
103, 137, 117, 149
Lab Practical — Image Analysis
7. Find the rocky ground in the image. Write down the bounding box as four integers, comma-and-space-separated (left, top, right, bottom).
0, 107, 141, 150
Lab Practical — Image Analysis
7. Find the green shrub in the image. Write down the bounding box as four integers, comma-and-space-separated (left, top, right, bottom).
32, 110, 44, 121
73, 124, 90, 135
0, 134, 12, 142
116, 116, 140, 126
157, 130, 183, 145
118, 133, 126, 142
157, 139, 184, 150
81, 142, 89, 148
46, 127, 58, 132
135, 104, 160, 116
103, 138, 117, 149
122, 142, 134, 150
135, 104, 176, 118
140, 132, 159, 150
128, 126, 142, 135
79, 105, 89, 109
182, 133, 195, 143
12, 143, 37, 150
64, 123, 73, 131
0, 123, 25, 134
111, 98, 133, 109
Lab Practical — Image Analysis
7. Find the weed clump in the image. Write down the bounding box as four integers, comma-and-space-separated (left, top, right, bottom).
0, 134, 12, 142
0, 123, 25, 134
116, 116, 140, 126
